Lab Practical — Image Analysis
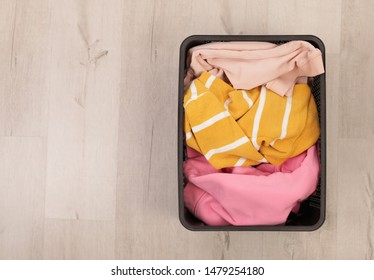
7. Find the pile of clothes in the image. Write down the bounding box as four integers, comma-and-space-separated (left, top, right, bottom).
183, 41, 324, 226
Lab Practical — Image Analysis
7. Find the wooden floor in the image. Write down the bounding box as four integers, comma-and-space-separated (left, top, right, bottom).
0, 0, 373, 260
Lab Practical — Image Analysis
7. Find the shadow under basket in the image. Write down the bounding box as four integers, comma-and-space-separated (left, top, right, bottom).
178, 35, 326, 231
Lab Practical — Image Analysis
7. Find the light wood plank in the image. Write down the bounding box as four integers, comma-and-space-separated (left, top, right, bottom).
43, 218, 115, 259
116, 219, 229, 259
0, 0, 50, 137
267, 0, 342, 54
339, 0, 374, 138
223, 232, 264, 259
44, 0, 122, 220
116, 0, 194, 259
0, 137, 45, 259
336, 139, 374, 259
183, 232, 233, 260
262, 232, 307, 259
190, 0, 268, 35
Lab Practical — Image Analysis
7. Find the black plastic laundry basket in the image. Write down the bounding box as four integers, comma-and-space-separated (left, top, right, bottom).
178, 35, 326, 231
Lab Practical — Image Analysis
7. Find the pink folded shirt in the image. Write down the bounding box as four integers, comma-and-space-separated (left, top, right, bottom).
184, 145, 320, 226
184, 41, 324, 96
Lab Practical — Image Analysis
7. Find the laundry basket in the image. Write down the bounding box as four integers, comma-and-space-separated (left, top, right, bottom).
178, 35, 326, 231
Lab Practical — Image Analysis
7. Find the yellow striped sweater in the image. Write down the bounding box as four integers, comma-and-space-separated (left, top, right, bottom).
184, 72, 320, 169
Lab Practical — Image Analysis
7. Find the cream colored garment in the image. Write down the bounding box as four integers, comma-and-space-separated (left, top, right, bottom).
184, 41, 324, 96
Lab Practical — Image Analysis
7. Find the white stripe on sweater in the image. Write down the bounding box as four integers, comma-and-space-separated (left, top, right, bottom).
205, 136, 249, 160
190, 81, 197, 99
280, 94, 292, 139
271, 94, 292, 146
186, 132, 192, 140
234, 157, 247, 166
224, 98, 232, 110
241, 90, 253, 108
184, 91, 208, 107
251, 86, 267, 150
192, 111, 230, 133
204, 75, 216, 89
258, 157, 267, 163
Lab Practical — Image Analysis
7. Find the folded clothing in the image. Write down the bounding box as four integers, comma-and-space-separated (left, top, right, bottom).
184, 41, 324, 96
184, 72, 320, 169
184, 144, 319, 226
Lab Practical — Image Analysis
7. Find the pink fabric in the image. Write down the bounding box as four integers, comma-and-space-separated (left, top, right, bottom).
184, 41, 324, 96
184, 145, 319, 226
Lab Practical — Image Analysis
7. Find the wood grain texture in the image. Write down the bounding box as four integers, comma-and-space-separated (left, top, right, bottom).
44, 0, 122, 221
0, 137, 45, 259
336, 139, 374, 259
0, 0, 50, 137
0, 0, 374, 260
267, 0, 342, 54
43, 218, 115, 259
190, 0, 268, 35
339, 0, 374, 138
